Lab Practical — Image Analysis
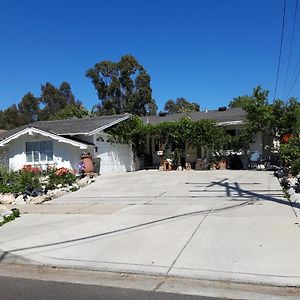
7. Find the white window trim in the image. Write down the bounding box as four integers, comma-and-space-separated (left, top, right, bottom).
25, 140, 54, 164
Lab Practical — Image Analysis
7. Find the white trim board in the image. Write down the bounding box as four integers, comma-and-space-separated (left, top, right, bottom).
0, 127, 94, 150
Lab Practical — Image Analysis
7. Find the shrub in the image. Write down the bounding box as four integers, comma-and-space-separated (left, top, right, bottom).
0, 165, 18, 193
13, 169, 42, 193
280, 137, 300, 166
0, 208, 20, 227
0, 165, 42, 194
47, 167, 76, 189
291, 159, 300, 176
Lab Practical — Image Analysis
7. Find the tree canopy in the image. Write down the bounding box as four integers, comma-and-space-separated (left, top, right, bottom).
86, 55, 157, 116
229, 86, 300, 137
0, 81, 87, 130
39, 82, 82, 120
164, 97, 200, 114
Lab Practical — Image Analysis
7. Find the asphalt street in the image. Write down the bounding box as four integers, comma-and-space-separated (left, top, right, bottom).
0, 275, 215, 300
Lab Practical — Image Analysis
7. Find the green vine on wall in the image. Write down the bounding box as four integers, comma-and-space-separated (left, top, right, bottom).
106, 116, 253, 159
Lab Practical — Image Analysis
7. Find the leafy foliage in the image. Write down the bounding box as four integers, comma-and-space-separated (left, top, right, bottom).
86, 55, 157, 116
0, 165, 76, 193
0, 208, 20, 227
291, 159, 300, 176
39, 82, 83, 120
49, 104, 89, 120
164, 98, 200, 114
280, 137, 300, 166
228, 86, 300, 155
46, 168, 77, 190
0, 82, 87, 129
0, 104, 23, 130
107, 116, 227, 160
18, 92, 40, 124
107, 115, 147, 154
0, 165, 41, 193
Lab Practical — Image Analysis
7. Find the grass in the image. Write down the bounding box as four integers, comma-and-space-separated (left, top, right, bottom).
0, 208, 20, 227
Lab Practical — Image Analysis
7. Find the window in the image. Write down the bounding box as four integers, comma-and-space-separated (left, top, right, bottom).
154, 138, 160, 152
226, 129, 236, 137
26, 141, 53, 163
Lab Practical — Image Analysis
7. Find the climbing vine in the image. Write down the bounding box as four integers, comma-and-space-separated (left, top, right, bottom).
106, 115, 251, 159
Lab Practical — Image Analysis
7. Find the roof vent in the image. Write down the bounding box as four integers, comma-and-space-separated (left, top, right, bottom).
218, 107, 227, 112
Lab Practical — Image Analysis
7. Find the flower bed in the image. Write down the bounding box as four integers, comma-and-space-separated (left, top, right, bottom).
0, 165, 95, 205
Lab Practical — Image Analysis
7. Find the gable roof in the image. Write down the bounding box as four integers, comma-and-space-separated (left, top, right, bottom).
0, 127, 94, 149
142, 108, 247, 125
0, 114, 130, 142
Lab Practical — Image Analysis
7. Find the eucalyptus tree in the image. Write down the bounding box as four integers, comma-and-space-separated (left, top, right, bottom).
86, 55, 157, 116
39, 82, 81, 120
164, 97, 200, 114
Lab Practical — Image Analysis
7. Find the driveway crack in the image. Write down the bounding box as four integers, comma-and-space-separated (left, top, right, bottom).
166, 208, 212, 276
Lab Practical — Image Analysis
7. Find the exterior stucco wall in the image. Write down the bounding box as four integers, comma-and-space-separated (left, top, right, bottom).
95, 134, 134, 174
0, 146, 9, 167
249, 131, 263, 156
7, 133, 83, 171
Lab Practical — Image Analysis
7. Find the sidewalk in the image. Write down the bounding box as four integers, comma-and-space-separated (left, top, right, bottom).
1, 170, 299, 288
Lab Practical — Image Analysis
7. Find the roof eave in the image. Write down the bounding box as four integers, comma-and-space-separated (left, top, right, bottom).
88, 114, 131, 136
0, 127, 94, 150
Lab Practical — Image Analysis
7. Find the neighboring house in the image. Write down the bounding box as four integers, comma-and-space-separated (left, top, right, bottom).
141, 107, 269, 169
0, 114, 135, 174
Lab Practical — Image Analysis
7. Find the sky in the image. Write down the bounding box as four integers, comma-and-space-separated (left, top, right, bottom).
0, 0, 299, 112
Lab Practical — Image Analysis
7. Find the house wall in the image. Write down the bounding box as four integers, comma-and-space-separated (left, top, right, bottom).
94, 134, 134, 174
7, 133, 83, 171
249, 131, 263, 156
0, 146, 9, 167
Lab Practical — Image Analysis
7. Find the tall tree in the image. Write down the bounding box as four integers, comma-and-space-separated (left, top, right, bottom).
228, 95, 252, 108
164, 98, 200, 114
49, 104, 89, 120
86, 55, 157, 116
18, 92, 40, 124
39, 82, 81, 120
0, 104, 21, 130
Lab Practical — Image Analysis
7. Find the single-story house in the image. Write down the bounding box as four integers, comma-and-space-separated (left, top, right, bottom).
0, 107, 274, 174
0, 114, 135, 174
141, 107, 272, 169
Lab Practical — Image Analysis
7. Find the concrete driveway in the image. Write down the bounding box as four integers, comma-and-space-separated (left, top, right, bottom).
1, 170, 300, 287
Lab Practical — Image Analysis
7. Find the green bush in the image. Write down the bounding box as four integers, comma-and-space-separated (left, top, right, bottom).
12, 170, 42, 193
0, 208, 20, 227
280, 137, 300, 166
291, 159, 300, 176
46, 168, 77, 189
0, 165, 41, 193
0, 165, 17, 193
0, 165, 77, 194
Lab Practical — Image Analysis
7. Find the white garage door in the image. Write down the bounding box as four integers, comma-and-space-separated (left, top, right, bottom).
97, 140, 134, 174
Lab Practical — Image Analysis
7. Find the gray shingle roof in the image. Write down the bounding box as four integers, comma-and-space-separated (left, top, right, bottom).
0, 114, 129, 141
142, 108, 247, 125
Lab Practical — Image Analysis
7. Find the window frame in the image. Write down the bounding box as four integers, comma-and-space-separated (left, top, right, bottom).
25, 140, 54, 163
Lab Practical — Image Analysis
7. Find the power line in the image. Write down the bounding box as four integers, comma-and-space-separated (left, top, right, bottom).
283, 0, 299, 100
274, 0, 287, 101
286, 56, 300, 98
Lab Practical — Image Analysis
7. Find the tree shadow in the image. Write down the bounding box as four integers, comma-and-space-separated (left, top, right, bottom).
210, 179, 300, 211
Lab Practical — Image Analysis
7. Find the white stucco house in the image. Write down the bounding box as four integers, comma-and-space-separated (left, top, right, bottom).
0, 114, 135, 174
